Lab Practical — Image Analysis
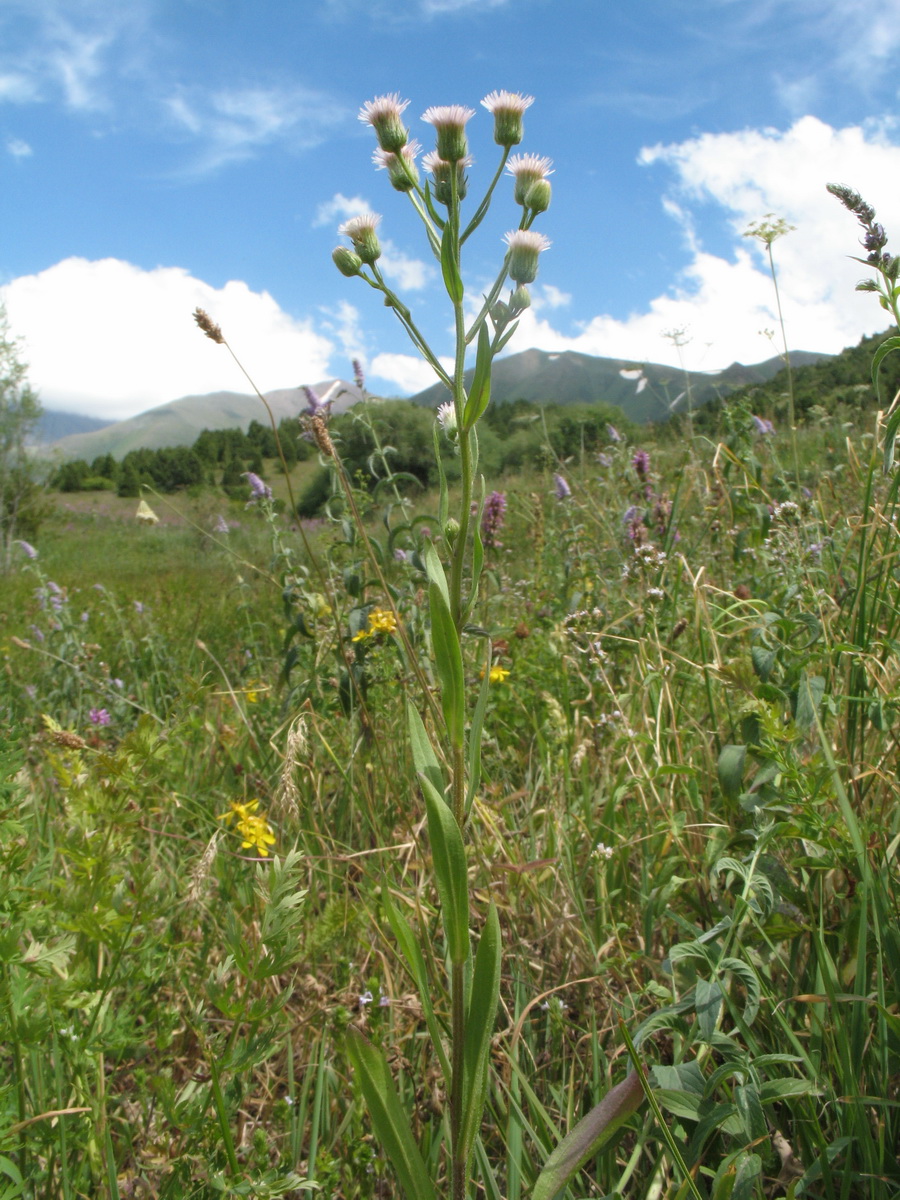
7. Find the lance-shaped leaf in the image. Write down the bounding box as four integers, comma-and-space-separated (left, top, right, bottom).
407, 701, 447, 804
717, 744, 746, 802
419, 773, 470, 965
531, 1070, 645, 1200
440, 222, 463, 304
460, 901, 502, 1163
382, 888, 451, 1080
463, 322, 492, 428
345, 1027, 438, 1200
429, 580, 465, 749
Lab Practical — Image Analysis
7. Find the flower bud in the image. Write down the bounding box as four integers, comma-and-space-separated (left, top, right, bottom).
373, 141, 421, 193
507, 153, 554, 207
524, 178, 552, 214
503, 230, 551, 286
332, 246, 363, 277
444, 516, 461, 543
491, 300, 510, 328
423, 152, 470, 205
509, 286, 531, 314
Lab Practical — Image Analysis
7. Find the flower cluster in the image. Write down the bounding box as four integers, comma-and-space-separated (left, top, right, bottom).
244, 471, 273, 503
481, 490, 507, 548
352, 607, 399, 642
218, 799, 277, 857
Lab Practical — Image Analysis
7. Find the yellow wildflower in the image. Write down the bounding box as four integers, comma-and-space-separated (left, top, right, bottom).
217, 799, 277, 856
480, 664, 510, 683
352, 607, 399, 641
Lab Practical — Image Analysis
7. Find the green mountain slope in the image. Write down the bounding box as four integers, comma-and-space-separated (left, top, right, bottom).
408, 347, 830, 422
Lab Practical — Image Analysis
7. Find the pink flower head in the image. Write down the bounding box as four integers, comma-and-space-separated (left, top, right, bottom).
339, 213, 382, 264
422, 104, 475, 162
503, 229, 551, 285
632, 450, 650, 478
506, 153, 554, 206
89, 707, 111, 727
481, 90, 533, 146
372, 139, 421, 192
359, 93, 410, 153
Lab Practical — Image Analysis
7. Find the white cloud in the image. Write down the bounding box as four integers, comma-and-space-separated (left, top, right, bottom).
370, 352, 453, 395
314, 192, 434, 290
1, 257, 334, 420
6, 137, 32, 157
510, 116, 900, 371
314, 193, 370, 227
164, 84, 346, 174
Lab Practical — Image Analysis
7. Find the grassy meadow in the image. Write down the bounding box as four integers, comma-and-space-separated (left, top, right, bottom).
2, 391, 899, 1199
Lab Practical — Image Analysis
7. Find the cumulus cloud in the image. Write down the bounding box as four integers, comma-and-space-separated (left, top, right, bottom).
315, 192, 435, 290
508, 116, 900, 371
1, 257, 334, 420
6, 137, 32, 157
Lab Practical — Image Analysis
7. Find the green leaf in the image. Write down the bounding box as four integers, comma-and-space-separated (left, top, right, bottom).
751, 645, 777, 682
795, 672, 825, 732
695, 978, 724, 1042
407, 701, 446, 803
717, 744, 746, 801
381, 889, 451, 1080
460, 902, 502, 1162
719, 957, 762, 1026
732, 1153, 763, 1200
871, 334, 900, 385
423, 542, 450, 610
418, 773, 469, 965
345, 1028, 438, 1200
440, 223, 463, 304
429, 580, 465, 749
531, 1071, 645, 1200
735, 1084, 767, 1144
462, 322, 492, 428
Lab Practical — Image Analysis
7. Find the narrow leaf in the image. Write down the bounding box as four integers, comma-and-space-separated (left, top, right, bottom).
345, 1028, 438, 1200
795, 672, 825, 732
460, 902, 502, 1161
419, 773, 470, 964
440, 223, 463, 304
531, 1071, 645, 1200
382, 889, 451, 1080
463, 322, 492, 427
407, 701, 446, 802
429, 581, 465, 749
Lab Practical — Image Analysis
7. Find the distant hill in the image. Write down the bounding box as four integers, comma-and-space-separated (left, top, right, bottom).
408, 347, 830, 421
34, 409, 112, 444
49, 380, 363, 460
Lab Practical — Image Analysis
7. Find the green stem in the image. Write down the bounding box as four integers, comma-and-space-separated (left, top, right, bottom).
450, 958, 466, 1200
766, 241, 800, 488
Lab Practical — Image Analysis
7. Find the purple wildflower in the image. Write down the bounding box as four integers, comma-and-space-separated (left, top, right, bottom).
244, 472, 273, 502
752, 414, 775, 435
302, 386, 325, 416
481, 491, 508, 549
554, 474, 572, 500
29, 624, 44, 643
134, 600, 144, 614
89, 708, 111, 727
214, 514, 230, 534
596, 453, 613, 467
16, 540, 38, 559
623, 505, 640, 524
24, 685, 36, 700
394, 548, 410, 562
352, 359, 366, 390
632, 450, 650, 479
606, 424, 622, 443
80, 612, 89, 623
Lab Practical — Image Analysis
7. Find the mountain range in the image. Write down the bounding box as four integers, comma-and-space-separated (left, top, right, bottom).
40, 347, 829, 461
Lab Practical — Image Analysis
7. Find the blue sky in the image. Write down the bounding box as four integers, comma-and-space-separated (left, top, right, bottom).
1, 0, 899, 420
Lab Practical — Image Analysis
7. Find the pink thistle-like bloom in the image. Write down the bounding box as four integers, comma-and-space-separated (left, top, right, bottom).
632, 450, 650, 479
423, 151, 472, 204
339, 213, 382, 264
503, 229, 551, 285
481, 90, 534, 146
422, 104, 475, 162
506, 153, 554, 206
89, 707, 111, 727
359, 93, 410, 153
481, 490, 508, 549
373, 139, 421, 192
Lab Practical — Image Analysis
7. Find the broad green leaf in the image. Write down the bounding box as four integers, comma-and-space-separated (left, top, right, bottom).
695, 978, 724, 1042
732, 1152, 763, 1200
758, 1077, 814, 1102
717, 744, 746, 802
463, 322, 492, 428
381, 889, 451, 1080
429, 581, 465, 749
345, 1028, 438, 1200
871, 334, 900, 385
419, 773, 469, 965
423, 542, 450, 610
751, 645, 776, 682
719, 956, 762, 1026
735, 1084, 767, 1144
407, 701, 446, 802
440, 223, 463, 304
460, 902, 502, 1161
531, 1071, 645, 1200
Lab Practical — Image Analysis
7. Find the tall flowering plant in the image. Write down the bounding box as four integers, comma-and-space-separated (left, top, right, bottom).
333, 93, 642, 1200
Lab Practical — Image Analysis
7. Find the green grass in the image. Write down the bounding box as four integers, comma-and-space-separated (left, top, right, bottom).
1, 400, 899, 1199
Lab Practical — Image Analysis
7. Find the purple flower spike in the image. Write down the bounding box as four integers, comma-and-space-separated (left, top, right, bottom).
606, 424, 622, 443
352, 359, 366, 390
244, 472, 273, 501
632, 450, 650, 478
16, 540, 38, 559
752, 414, 775, 435
481, 490, 508, 548
554, 474, 572, 500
